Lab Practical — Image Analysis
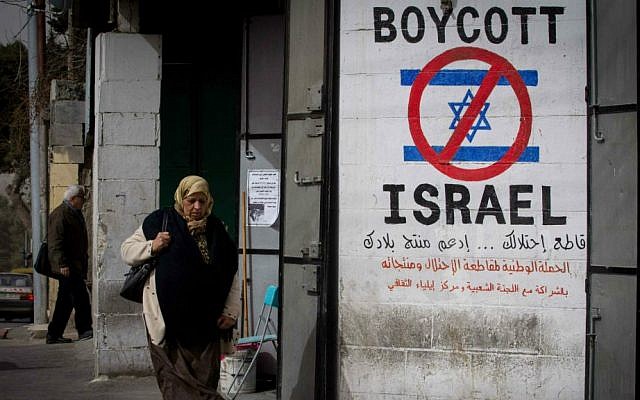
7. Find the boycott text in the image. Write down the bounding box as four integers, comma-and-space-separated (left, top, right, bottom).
373, 6, 565, 44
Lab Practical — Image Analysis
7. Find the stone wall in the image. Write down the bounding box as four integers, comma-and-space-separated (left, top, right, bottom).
92, 32, 162, 376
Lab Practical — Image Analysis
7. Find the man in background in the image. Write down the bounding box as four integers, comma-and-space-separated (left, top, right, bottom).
46, 184, 93, 344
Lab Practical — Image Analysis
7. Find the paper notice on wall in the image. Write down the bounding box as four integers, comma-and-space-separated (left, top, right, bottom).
247, 169, 280, 226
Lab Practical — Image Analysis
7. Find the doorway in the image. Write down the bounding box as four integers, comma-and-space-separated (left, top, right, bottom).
154, 4, 288, 395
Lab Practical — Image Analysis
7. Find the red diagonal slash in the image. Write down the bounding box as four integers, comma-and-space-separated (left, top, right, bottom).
407, 47, 532, 181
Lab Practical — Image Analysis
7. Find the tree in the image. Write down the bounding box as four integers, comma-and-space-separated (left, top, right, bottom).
0, 40, 31, 230
1, 26, 86, 268
0, 195, 27, 271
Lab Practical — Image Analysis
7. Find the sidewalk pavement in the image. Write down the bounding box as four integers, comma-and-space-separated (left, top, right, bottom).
0, 323, 276, 400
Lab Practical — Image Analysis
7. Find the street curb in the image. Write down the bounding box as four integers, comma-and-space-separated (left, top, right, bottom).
28, 323, 48, 339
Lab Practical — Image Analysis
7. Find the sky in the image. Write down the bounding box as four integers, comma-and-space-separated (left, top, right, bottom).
0, 1, 29, 45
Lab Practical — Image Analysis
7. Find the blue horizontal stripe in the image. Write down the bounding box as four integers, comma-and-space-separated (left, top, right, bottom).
400, 69, 538, 87
404, 146, 540, 162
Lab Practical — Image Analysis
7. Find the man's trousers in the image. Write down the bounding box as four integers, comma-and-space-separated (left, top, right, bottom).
47, 272, 92, 338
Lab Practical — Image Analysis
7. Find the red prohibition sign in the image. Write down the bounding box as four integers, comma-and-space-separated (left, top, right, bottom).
408, 47, 532, 181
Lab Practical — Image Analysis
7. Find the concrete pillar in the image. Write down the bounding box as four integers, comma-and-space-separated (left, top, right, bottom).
93, 32, 161, 376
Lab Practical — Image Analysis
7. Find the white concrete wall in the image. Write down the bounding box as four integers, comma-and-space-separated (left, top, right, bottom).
338, 1, 586, 399
93, 32, 162, 376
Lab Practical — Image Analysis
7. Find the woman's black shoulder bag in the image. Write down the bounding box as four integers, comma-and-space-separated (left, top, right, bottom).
120, 211, 168, 303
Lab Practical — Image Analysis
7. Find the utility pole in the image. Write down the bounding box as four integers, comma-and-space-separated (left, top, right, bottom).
28, 0, 48, 325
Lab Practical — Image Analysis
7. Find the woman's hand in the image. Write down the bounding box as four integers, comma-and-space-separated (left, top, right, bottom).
217, 315, 236, 330
151, 231, 171, 254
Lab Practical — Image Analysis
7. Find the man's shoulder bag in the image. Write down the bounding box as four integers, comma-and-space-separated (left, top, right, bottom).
120, 211, 168, 303
33, 241, 63, 279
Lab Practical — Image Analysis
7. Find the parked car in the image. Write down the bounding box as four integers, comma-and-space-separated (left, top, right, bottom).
0, 272, 34, 322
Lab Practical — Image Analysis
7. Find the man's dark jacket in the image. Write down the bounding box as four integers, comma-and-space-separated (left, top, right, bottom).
48, 201, 89, 278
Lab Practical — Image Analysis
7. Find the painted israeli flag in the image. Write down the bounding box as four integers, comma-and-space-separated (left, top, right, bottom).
402, 69, 540, 163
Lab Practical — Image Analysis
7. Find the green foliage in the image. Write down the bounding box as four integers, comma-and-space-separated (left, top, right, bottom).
0, 33, 84, 181
0, 41, 29, 179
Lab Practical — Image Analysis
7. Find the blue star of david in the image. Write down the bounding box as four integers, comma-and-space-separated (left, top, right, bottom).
448, 89, 491, 142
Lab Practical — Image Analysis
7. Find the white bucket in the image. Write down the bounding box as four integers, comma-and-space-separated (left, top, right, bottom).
219, 350, 257, 395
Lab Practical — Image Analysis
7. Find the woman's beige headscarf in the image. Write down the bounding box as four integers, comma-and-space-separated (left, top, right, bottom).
173, 176, 214, 234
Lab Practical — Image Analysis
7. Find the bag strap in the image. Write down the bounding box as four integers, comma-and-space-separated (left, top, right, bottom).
161, 210, 168, 231
150, 211, 168, 261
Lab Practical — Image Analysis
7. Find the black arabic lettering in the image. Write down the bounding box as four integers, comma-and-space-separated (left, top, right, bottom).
503, 230, 517, 249
363, 230, 374, 249
554, 234, 574, 250
403, 233, 431, 249
553, 233, 586, 251
381, 232, 395, 249
437, 238, 457, 252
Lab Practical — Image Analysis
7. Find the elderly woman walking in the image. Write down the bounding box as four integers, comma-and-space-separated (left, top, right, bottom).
121, 175, 240, 399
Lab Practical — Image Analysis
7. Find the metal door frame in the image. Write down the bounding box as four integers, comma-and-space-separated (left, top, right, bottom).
585, 0, 638, 399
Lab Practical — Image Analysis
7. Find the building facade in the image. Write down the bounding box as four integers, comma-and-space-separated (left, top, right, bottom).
46, 0, 636, 398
